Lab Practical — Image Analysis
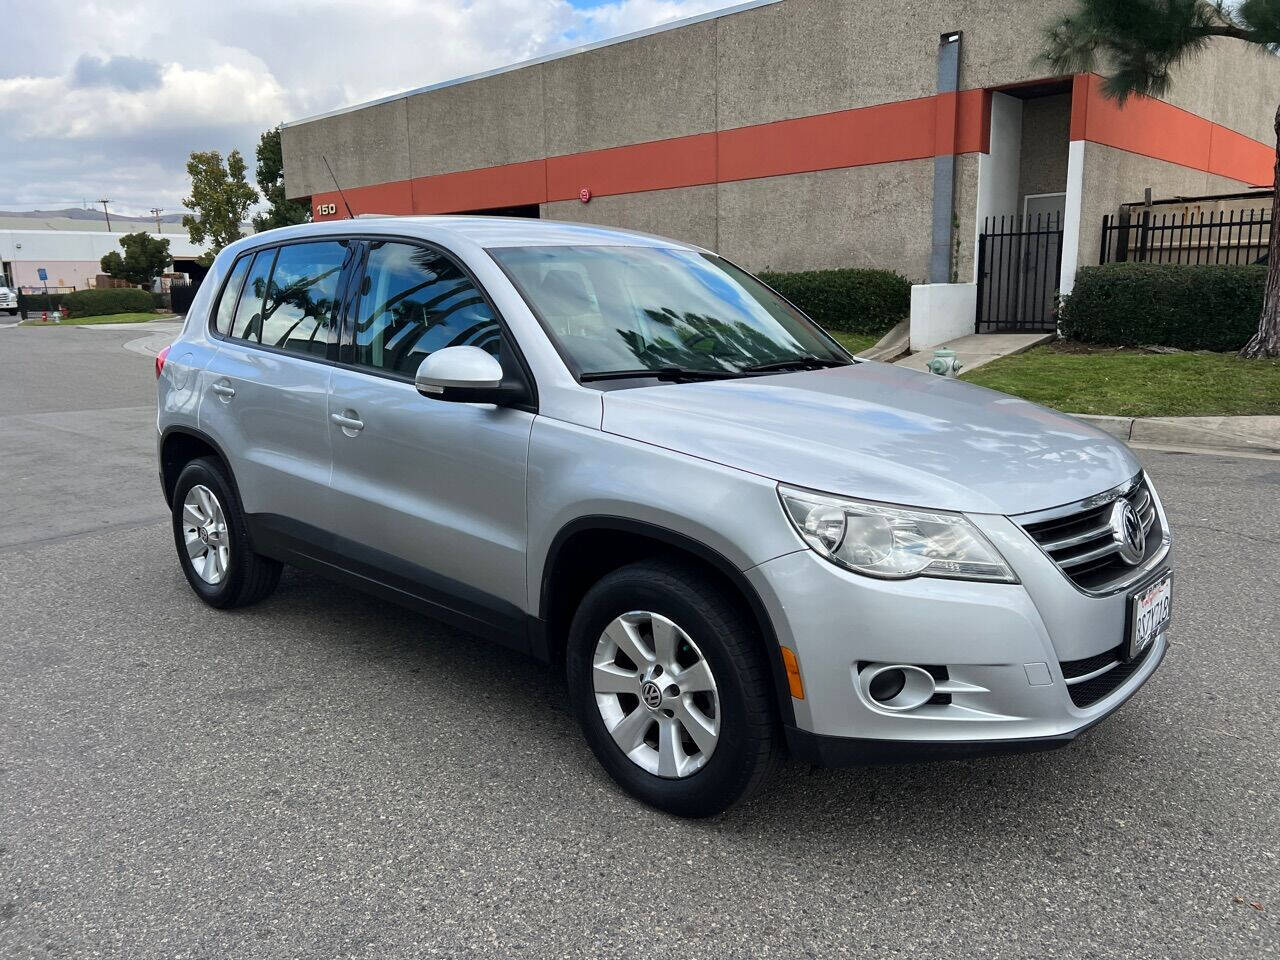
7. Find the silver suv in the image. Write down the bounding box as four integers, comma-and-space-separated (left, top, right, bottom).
156, 217, 1172, 816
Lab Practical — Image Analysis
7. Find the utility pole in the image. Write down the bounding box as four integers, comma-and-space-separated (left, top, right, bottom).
150, 207, 164, 234
98, 199, 112, 232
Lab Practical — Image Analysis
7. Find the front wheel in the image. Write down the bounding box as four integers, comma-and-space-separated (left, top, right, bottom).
566, 560, 780, 817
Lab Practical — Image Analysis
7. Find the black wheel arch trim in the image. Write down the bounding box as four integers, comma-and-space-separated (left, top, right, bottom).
539, 515, 797, 727
159, 425, 242, 508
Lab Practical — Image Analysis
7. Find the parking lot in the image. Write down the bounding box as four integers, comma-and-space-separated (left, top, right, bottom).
1, 322, 1277, 959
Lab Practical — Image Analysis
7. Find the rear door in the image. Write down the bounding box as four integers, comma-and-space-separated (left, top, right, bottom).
200, 239, 354, 536
325, 238, 534, 635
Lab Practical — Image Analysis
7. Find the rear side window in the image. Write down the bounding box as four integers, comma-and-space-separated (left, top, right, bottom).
231, 250, 274, 341
260, 241, 347, 355
351, 242, 501, 376
222, 241, 347, 357
213, 256, 251, 335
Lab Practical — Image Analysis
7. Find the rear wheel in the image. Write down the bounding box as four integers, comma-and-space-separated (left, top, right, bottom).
566, 560, 780, 817
171, 457, 281, 608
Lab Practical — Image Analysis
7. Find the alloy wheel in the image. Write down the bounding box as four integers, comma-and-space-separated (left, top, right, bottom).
592, 611, 721, 778
182, 484, 230, 585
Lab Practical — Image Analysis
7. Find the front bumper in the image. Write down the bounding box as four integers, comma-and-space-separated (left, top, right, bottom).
783, 638, 1165, 766
747, 508, 1171, 762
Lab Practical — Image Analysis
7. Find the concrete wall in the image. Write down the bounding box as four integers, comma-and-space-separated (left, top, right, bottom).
1019, 93, 1071, 205
407, 68, 546, 178
542, 185, 719, 252
717, 162, 934, 275
1159, 38, 1280, 145
1075, 142, 1259, 270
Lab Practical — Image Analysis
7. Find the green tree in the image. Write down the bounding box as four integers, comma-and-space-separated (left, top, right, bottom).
181, 149, 258, 264
1042, 0, 1280, 358
253, 125, 311, 233
100, 231, 171, 286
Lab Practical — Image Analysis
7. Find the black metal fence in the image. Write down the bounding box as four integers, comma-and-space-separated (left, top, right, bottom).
975, 213, 1063, 334
1100, 206, 1272, 265
170, 280, 201, 315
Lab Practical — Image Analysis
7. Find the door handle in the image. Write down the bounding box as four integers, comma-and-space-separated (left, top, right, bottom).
330, 411, 364, 432
211, 381, 236, 399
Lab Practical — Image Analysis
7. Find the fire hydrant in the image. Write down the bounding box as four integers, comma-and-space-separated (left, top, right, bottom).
926, 348, 963, 378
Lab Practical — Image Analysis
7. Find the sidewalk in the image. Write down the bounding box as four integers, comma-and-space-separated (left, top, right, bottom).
1074, 414, 1280, 455
894, 333, 1053, 374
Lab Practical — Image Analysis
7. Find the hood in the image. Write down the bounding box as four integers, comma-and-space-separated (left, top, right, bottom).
600, 362, 1141, 516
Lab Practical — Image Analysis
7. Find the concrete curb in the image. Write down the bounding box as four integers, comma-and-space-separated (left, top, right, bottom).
1073, 413, 1280, 455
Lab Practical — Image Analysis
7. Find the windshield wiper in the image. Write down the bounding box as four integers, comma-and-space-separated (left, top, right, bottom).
580, 367, 744, 383
740, 356, 851, 373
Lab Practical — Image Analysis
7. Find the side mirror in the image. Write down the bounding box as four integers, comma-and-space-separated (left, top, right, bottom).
415, 346, 523, 405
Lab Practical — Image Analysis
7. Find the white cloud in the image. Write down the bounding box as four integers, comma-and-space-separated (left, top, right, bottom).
0, 0, 738, 215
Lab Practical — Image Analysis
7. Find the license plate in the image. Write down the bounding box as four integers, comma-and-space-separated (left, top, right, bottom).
1128, 572, 1172, 660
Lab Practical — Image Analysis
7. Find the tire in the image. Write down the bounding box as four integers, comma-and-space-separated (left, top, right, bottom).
566, 559, 781, 817
171, 456, 281, 609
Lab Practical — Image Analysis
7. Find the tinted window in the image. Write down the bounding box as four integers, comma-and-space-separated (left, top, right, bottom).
230, 250, 274, 341
260, 241, 347, 355
213, 255, 251, 335
352, 242, 500, 376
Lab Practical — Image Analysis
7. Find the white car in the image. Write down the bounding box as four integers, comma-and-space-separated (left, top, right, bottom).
0, 285, 18, 317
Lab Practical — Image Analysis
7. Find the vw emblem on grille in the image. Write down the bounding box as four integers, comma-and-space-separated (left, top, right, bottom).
641, 680, 663, 710
1109, 500, 1146, 565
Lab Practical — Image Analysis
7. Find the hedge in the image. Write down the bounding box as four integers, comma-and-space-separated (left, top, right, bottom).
757, 267, 911, 336
1060, 263, 1266, 351
62, 288, 156, 319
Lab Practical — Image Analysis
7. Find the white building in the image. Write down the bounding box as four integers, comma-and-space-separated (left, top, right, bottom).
0, 225, 205, 292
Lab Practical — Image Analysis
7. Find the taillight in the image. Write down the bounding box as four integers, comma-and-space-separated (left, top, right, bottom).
155, 345, 171, 379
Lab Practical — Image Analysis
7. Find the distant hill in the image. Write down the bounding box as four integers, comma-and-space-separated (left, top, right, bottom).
0, 207, 185, 225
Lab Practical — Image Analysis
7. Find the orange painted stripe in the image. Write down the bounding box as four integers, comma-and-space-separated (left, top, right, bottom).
1073, 73, 1273, 186
309, 77, 1272, 220
546, 132, 718, 201
412, 158, 548, 214
312, 91, 994, 220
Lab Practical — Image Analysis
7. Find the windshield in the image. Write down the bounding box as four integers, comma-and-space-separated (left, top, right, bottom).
489, 245, 849, 378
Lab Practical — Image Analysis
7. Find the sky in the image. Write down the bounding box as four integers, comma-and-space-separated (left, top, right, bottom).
0, 0, 734, 217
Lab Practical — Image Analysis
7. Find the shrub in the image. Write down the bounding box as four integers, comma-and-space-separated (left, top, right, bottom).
1060, 263, 1265, 351
62, 287, 156, 319
756, 268, 911, 336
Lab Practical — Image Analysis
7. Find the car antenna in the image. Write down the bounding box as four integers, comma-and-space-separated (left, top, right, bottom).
321, 155, 355, 219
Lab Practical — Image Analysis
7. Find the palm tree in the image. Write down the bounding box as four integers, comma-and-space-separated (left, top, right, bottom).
1042, 0, 1280, 358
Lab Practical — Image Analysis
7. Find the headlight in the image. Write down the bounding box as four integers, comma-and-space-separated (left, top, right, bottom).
779, 485, 1017, 583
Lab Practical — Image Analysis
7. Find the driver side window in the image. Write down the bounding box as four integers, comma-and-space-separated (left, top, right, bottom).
352, 242, 500, 376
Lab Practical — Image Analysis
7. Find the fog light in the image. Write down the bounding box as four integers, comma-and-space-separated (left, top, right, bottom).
868, 668, 906, 703
859, 664, 937, 712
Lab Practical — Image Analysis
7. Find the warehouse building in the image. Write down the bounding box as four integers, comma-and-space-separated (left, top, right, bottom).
281, 0, 1278, 340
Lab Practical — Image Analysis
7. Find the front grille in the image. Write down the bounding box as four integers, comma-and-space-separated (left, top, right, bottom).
1020, 476, 1162, 592
1060, 641, 1153, 708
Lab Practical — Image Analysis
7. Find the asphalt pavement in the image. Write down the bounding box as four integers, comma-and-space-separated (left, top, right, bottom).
1, 323, 1277, 959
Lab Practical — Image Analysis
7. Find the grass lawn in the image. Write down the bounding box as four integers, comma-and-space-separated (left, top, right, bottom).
20, 312, 173, 326
830, 331, 882, 355
963, 342, 1280, 417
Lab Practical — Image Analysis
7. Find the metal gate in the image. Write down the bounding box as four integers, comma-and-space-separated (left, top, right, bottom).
975, 214, 1063, 333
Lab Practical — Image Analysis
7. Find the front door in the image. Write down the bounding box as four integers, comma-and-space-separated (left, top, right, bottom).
325, 239, 533, 637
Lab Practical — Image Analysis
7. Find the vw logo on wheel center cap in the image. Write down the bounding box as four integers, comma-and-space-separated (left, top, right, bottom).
640, 680, 664, 710
1109, 500, 1146, 565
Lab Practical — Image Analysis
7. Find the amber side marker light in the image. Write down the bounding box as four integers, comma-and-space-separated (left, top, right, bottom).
780, 647, 805, 700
